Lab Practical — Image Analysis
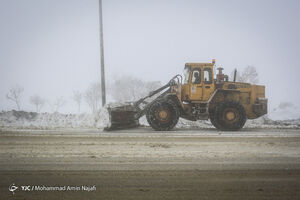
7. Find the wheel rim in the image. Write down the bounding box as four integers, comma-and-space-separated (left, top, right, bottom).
223, 108, 239, 123
158, 110, 168, 119
226, 111, 235, 121
156, 108, 170, 123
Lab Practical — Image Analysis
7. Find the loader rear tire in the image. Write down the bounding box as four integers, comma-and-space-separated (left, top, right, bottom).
214, 101, 246, 131
209, 108, 222, 130
146, 99, 180, 131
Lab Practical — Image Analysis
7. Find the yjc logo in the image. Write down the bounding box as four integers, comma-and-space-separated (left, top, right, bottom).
21, 186, 31, 191
8, 183, 18, 195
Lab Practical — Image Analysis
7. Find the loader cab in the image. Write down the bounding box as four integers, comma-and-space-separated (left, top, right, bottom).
182, 62, 215, 102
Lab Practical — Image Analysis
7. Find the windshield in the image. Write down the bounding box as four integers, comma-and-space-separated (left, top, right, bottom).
203, 68, 212, 84
183, 67, 191, 84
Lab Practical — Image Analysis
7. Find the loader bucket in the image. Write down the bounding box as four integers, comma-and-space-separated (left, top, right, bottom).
104, 103, 139, 131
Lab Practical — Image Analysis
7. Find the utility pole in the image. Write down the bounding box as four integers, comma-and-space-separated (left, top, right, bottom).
99, 0, 106, 106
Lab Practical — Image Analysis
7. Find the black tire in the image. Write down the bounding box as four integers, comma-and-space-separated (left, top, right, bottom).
214, 101, 246, 131
146, 99, 180, 131
209, 108, 222, 129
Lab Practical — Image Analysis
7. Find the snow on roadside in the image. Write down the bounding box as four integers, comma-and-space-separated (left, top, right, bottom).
0, 110, 299, 130
0, 109, 109, 130
139, 116, 212, 129
244, 116, 300, 129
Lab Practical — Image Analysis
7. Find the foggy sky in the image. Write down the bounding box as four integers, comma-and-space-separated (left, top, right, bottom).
0, 0, 300, 115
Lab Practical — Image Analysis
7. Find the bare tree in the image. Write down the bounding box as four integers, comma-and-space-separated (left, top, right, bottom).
6, 85, 24, 110
85, 83, 101, 113
72, 90, 82, 113
49, 97, 66, 113
110, 76, 161, 102
239, 66, 259, 84
30, 95, 45, 112
231, 66, 259, 84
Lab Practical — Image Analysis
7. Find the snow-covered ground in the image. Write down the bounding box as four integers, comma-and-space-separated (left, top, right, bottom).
0, 110, 109, 130
0, 109, 299, 130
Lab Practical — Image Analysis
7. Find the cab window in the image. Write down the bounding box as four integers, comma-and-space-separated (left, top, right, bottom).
183, 66, 191, 84
203, 68, 212, 84
192, 68, 201, 84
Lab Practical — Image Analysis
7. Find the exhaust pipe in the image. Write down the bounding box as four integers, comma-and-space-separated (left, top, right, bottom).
233, 68, 237, 82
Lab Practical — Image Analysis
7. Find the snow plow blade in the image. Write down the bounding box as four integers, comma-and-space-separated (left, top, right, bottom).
105, 104, 139, 131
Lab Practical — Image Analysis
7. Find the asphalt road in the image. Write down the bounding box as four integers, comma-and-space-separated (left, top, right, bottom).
0, 127, 300, 199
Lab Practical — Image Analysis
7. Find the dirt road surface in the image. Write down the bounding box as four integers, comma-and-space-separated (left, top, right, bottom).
0, 127, 300, 199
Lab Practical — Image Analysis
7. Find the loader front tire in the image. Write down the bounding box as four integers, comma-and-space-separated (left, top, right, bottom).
214, 101, 246, 131
146, 99, 180, 131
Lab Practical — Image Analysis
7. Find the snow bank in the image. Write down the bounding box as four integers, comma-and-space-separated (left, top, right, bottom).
0, 109, 109, 129
0, 110, 299, 130
139, 116, 212, 129
244, 116, 300, 129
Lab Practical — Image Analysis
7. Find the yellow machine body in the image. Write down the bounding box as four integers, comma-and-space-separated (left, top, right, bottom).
173, 62, 267, 120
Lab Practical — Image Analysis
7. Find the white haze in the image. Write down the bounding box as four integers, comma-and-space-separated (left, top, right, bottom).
0, 0, 300, 119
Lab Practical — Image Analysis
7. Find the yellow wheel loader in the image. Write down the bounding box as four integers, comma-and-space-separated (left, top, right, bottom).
106, 60, 267, 131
